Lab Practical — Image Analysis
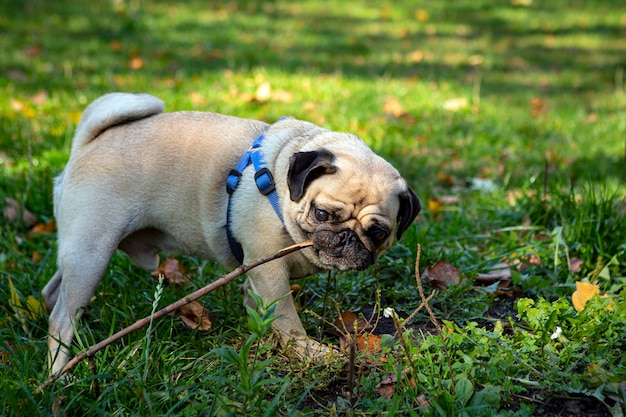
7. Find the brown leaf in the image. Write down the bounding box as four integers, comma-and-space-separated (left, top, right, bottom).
30, 220, 56, 234
422, 261, 463, 290
109, 40, 123, 51
530, 96, 548, 117
24, 45, 41, 57
569, 257, 583, 273
339, 333, 381, 354
384, 97, 406, 118
151, 258, 190, 286
175, 301, 212, 331
129, 56, 144, 70
334, 311, 373, 335
377, 373, 397, 399
436, 172, 457, 187
3, 198, 36, 225
356, 333, 381, 353
0, 341, 15, 365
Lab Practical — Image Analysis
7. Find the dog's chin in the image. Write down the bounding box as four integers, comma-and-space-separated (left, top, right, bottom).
316, 250, 372, 271
310, 230, 374, 271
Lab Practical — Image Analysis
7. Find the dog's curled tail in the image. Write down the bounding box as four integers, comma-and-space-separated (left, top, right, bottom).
72, 93, 165, 151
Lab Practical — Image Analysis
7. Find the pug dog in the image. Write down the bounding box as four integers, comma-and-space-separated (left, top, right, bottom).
42, 93, 420, 377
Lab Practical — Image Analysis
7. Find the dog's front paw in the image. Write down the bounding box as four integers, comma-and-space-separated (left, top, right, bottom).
286, 337, 339, 362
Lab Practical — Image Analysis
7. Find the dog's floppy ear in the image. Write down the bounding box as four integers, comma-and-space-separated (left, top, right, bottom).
288, 149, 336, 201
396, 187, 421, 240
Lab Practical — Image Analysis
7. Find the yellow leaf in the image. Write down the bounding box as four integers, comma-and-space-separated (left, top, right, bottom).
8, 277, 21, 310
427, 197, 444, 215
572, 281, 599, 312
7, 277, 44, 320
415, 9, 429, 22
26, 296, 44, 320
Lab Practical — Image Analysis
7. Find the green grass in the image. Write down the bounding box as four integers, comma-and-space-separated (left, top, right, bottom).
1, 0, 625, 415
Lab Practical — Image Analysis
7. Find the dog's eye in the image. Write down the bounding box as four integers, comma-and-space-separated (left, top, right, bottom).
368, 227, 389, 242
314, 208, 330, 222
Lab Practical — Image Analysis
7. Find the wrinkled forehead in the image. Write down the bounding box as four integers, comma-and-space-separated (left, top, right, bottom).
312, 166, 404, 220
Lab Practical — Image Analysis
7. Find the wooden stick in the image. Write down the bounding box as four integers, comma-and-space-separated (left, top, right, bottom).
36, 240, 313, 394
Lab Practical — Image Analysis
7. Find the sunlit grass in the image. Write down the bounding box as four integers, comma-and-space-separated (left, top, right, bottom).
1, 0, 625, 415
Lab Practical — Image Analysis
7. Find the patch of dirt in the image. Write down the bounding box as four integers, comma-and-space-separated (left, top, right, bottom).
504, 393, 612, 417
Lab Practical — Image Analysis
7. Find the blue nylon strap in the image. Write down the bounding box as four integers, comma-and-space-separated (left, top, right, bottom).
226, 129, 284, 264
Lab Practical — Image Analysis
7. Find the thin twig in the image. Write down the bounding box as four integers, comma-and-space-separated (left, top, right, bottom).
414, 245, 442, 335
413, 244, 455, 392
400, 289, 436, 333
36, 240, 313, 394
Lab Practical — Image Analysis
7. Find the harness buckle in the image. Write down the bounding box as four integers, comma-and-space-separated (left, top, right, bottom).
254, 167, 276, 196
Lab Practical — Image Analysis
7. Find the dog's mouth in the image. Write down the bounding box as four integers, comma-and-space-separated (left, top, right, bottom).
310, 229, 374, 271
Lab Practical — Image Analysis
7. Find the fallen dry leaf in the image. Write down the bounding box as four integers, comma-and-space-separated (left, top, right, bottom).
30, 220, 56, 234
3, 197, 37, 225
427, 197, 445, 216
436, 172, 457, 187
175, 301, 212, 331
8, 276, 44, 321
335, 311, 373, 335
129, 56, 144, 70
572, 281, 599, 312
384, 97, 406, 118
423, 261, 464, 290
151, 258, 190, 286
572, 281, 614, 312
407, 50, 424, 63
377, 373, 397, 399
568, 258, 584, 273
190, 91, 207, 106
0, 341, 14, 365
530, 96, 548, 117
356, 333, 381, 353
339, 333, 382, 354
414, 9, 429, 22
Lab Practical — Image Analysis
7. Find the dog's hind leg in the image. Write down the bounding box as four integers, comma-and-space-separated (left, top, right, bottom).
46, 230, 120, 377
42, 269, 62, 312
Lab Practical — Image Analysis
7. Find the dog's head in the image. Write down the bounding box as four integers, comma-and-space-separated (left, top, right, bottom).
284, 143, 420, 271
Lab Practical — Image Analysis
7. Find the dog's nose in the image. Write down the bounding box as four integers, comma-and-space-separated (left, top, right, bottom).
338, 230, 359, 247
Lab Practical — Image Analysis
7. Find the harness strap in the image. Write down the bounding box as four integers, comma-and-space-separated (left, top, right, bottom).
226, 129, 284, 264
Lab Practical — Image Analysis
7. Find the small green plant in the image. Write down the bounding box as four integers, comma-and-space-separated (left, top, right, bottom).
209, 291, 302, 416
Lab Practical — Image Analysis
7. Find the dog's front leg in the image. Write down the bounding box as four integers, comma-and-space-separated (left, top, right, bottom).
245, 263, 306, 338
245, 263, 333, 358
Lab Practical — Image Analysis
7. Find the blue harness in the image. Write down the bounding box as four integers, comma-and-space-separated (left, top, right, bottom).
225, 130, 284, 264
